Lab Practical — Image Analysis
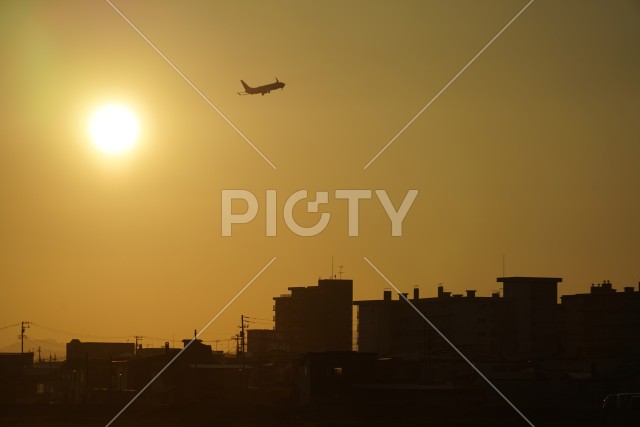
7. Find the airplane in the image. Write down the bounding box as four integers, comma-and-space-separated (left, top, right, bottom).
238, 78, 285, 96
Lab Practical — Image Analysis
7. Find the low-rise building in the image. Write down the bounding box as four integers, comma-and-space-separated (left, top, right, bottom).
561, 280, 640, 359
355, 285, 515, 364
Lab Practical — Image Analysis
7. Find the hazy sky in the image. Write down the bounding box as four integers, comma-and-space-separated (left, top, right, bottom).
1, 0, 639, 355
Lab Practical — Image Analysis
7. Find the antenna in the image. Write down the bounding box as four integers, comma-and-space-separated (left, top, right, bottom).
331, 256, 334, 279
338, 265, 345, 280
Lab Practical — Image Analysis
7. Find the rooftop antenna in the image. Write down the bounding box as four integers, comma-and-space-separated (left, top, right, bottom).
338, 265, 345, 279
331, 256, 335, 279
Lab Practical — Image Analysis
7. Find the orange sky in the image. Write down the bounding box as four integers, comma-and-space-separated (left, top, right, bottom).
1, 0, 639, 356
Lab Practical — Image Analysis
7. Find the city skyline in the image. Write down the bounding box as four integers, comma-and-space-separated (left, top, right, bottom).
2, 274, 637, 359
2, 273, 639, 427
2, 0, 639, 359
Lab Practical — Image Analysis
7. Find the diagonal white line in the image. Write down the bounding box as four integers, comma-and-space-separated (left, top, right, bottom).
105, 0, 277, 170
363, 0, 535, 170
104, 256, 277, 427
363, 256, 536, 427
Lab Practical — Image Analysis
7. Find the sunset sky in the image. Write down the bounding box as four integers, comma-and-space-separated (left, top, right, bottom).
1, 0, 639, 355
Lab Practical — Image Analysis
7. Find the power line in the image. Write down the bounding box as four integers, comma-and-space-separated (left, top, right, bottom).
143, 335, 174, 343
29, 322, 131, 341
12, 322, 273, 350
0, 323, 19, 331
244, 316, 274, 322
23, 337, 65, 358
245, 320, 273, 326
202, 337, 235, 343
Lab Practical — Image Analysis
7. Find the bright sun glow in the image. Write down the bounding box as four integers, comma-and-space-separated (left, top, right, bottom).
89, 104, 140, 154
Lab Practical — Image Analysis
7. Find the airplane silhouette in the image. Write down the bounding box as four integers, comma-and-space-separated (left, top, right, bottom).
238, 78, 285, 96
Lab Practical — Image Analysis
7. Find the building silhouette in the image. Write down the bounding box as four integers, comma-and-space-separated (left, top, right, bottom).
0, 352, 35, 404
355, 277, 563, 364
273, 279, 353, 354
3, 273, 640, 426
64, 339, 135, 404
246, 329, 291, 357
498, 276, 562, 360
355, 285, 514, 364
561, 280, 640, 359
66, 339, 134, 362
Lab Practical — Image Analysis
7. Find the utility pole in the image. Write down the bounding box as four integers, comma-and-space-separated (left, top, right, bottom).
19, 321, 30, 354
37, 346, 41, 363
240, 315, 246, 367
134, 336, 143, 355
234, 335, 240, 355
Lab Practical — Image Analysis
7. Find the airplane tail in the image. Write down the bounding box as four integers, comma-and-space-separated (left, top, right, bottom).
240, 80, 252, 91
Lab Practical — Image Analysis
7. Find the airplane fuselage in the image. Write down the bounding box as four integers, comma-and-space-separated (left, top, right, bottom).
240, 79, 285, 96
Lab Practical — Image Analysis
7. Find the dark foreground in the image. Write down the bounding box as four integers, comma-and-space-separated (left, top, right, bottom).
0, 398, 619, 427
4, 377, 638, 427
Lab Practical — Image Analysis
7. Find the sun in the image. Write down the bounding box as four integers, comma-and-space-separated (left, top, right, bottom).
88, 104, 140, 154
